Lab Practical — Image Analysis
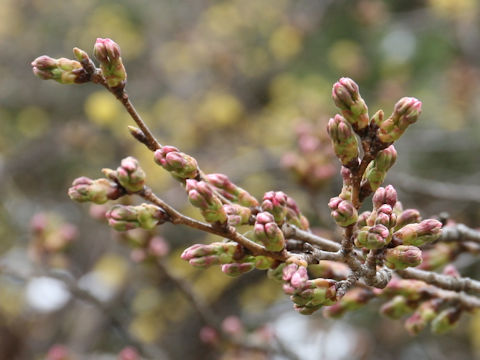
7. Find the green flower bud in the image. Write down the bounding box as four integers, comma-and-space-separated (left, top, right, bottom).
380, 296, 416, 319
32, 55, 87, 84
93, 38, 127, 88
323, 288, 373, 318
364, 145, 397, 191
354, 225, 390, 249
431, 307, 462, 334
154, 146, 199, 180
206, 173, 259, 207
181, 242, 242, 268
186, 180, 227, 224
377, 97, 422, 143
385, 245, 423, 270
254, 212, 285, 252
393, 219, 442, 246
106, 204, 167, 231
332, 77, 369, 132
116, 157, 146, 192
328, 197, 358, 227
262, 191, 288, 224
405, 299, 442, 335
68, 177, 121, 204
327, 115, 359, 167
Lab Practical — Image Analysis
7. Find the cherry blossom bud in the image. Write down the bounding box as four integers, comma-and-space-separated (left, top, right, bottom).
372, 185, 397, 209
431, 307, 462, 334
68, 177, 121, 204
223, 204, 251, 226
148, 236, 169, 258
154, 146, 199, 180
106, 204, 167, 231
206, 173, 259, 207
186, 180, 227, 224
364, 145, 397, 191
377, 97, 422, 143
221, 262, 255, 276
385, 245, 422, 270
221, 316, 244, 336
354, 224, 390, 249
118, 347, 140, 360
357, 211, 372, 227
332, 77, 369, 132
262, 191, 288, 224
116, 156, 145, 192
323, 288, 373, 318
393, 219, 442, 246
328, 197, 358, 227
32, 55, 87, 84
252, 255, 275, 270
254, 212, 285, 252
405, 299, 442, 335
418, 243, 459, 271
394, 209, 422, 231
181, 242, 242, 268
380, 295, 416, 319
374, 204, 397, 229
93, 38, 127, 88
327, 115, 359, 167
267, 263, 286, 283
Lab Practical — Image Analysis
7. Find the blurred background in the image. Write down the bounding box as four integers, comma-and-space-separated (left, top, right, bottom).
1, 0, 480, 359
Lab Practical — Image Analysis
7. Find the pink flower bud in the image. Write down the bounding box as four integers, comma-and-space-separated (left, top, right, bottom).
385, 245, 422, 270
372, 185, 397, 209
116, 156, 145, 192
332, 77, 369, 131
354, 224, 390, 249
328, 197, 358, 227
93, 38, 127, 88
118, 347, 140, 360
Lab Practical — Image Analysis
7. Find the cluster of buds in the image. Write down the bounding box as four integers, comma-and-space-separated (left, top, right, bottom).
180, 242, 243, 268
106, 204, 168, 231
254, 212, 285, 252
29, 213, 78, 266
328, 197, 358, 227
206, 173, 259, 207
332, 77, 369, 133
31, 55, 87, 85
115, 156, 146, 192
154, 146, 199, 180
282, 120, 337, 191
376, 97, 422, 144
282, 259, 337, 315
327, 114, 359, 167
93, 38, 127, 89
185, 180, 227, 224
223, 203, 251, 226
68, 177, 122, 204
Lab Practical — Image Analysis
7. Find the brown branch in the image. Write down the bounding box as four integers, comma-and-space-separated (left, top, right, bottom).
141, 187, 290, 261
398, 268, 480, 296
440, 224, 480, 244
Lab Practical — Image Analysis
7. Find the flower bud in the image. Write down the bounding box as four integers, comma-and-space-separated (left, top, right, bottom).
357, 211, 372, 227
377, 97, 422, 143
106, 204, 167, 231
332, 78, 369, 132
393, 219, 442, 246
32, 55, 87, 85
206, 173, 259, 207
181, 241, 242, 268
404, 299, 442, 335
223, 204, 251, 226
267, 263, 286, 283
221, 262, 255, 276
148, 236, 169, 258
394, 209, 422, 231
380, 295, 416, 319
323, 288, 373, 318
372, 185, 397, 209
68, 177, 121, 204
385, 245, 422, 270
93, 38, 127, 88
327, 115, 359, 167
186, 180, 227, 224
262, 191, 288, 224
252, 255, 275, 270
364, 145, 397, 191
374, 204, 396, 229
354, 224, 390, 249
418, 243, 458, 271
116, 156, 145, 192
118, 347, 140, 360
381, 278, 425, 301
328, 197, 358, 227
294, 303, 322, 315
154, 146, 199, 180
254, 212, 285, 252
431, 307, 462, 334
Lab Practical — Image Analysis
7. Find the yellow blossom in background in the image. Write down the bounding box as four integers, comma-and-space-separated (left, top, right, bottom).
16, 107, 50, 139
429, 0, 477, 21
197, 90, 244, 128
269, 25, 303, 61
328, 40, 367, 78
